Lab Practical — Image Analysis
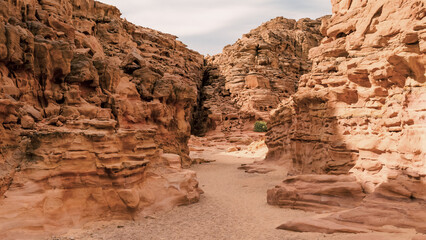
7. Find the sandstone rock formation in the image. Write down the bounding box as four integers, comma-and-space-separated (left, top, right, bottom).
276, 176, 426, 234
0, 0, 203, 238
192, 17, 324, 135
267, 175, 366, 212
266, 0, 426, 234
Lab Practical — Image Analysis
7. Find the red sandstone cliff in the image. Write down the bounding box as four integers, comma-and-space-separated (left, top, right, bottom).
266, 0, 426, 234
192, 17, 324, 135
0, 0, 203, 238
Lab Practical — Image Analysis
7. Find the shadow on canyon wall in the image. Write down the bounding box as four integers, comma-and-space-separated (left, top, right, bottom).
265, 90, 357, 175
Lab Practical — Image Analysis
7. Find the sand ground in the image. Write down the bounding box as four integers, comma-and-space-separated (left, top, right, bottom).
56, 146, 417, 240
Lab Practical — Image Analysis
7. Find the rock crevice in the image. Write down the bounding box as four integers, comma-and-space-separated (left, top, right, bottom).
193, 17, 325, 135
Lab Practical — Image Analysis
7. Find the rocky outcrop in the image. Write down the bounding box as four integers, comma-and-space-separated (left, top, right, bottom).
276, 175, 426, 234
0, 0, 203, 238
192, 17, 324, 135
267, 175, 366, 212
266, 0, 426, 234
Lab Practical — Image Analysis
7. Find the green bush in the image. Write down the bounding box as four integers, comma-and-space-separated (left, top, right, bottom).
254, 121, 268, 132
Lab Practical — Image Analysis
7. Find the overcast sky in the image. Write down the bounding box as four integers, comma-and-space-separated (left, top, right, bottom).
98, 0, 331, 55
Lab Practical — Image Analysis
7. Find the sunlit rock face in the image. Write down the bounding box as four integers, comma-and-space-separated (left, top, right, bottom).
192, 17, 324, 135
0, 0, 203, 238
266, 0, 426, 234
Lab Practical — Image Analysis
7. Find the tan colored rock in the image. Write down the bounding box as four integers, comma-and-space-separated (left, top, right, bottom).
192, 17, 325, 136
266, 0, 426, 234
267, 175, 365, 212
227, 146, 240, 152
413, 235, 426, 240
266, 0, 426, 184
20, 115, 35, 129
162, 153, 182, 170
278, 218, 369, 234
245, 75, 270, 89
228, 136, 253, 145
277, 176, 426, 234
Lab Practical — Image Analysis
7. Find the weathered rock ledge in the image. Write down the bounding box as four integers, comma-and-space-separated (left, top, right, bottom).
192, 17, 324, 135
265, 0, 426, 234
0, 0, 203, 238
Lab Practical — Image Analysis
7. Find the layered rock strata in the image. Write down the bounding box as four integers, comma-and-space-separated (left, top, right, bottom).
275, 176, 426, 234
192, 17, 324, 135
0, 0, 203, 238
266, 0, 426, 234
267, 175, 366, 212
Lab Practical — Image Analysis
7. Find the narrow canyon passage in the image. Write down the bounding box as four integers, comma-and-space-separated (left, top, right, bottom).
1, 0, 425, 239
58, 144, 416, 240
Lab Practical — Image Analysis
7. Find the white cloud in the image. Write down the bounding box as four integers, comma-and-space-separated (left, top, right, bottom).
100, 0, 262, 36
98, 0, 331, 54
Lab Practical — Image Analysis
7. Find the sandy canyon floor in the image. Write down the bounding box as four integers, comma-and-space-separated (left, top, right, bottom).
54, 138, 418, 240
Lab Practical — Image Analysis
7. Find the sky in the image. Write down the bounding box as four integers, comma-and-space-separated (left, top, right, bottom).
98, 0, 331, 55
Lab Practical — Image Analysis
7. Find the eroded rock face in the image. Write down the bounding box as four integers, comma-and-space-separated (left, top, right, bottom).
276, 175, 426, 234
266, 0, 426, 234
267, 175, 365, 212
0, 0, 203, 238
267, 0, 426, 190
192, 17, 324, 135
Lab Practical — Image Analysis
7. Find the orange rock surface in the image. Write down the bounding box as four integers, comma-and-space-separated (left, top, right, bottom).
266, 0, 426, 234
0, 0, 203, 238
1, 0, 425, 238
192, 17, 324, 135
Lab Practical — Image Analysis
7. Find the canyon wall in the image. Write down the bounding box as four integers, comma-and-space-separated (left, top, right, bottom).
193, 17, 324, 135
0, 0, 203, 238
266, 0, 426, 234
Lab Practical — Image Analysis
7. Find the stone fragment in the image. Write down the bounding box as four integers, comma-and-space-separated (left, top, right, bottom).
21, 115, 35, 129
162, 153, 182, 169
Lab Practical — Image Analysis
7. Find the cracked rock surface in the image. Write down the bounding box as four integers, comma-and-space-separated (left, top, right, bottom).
265, 0, 426, 234
0, 0, 203, 238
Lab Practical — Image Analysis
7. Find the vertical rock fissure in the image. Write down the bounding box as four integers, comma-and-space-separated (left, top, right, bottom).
191, 64, 213, 136
193, 17, 324, 134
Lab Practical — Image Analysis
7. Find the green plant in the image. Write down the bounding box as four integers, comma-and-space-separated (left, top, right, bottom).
254, 121, 268, 132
